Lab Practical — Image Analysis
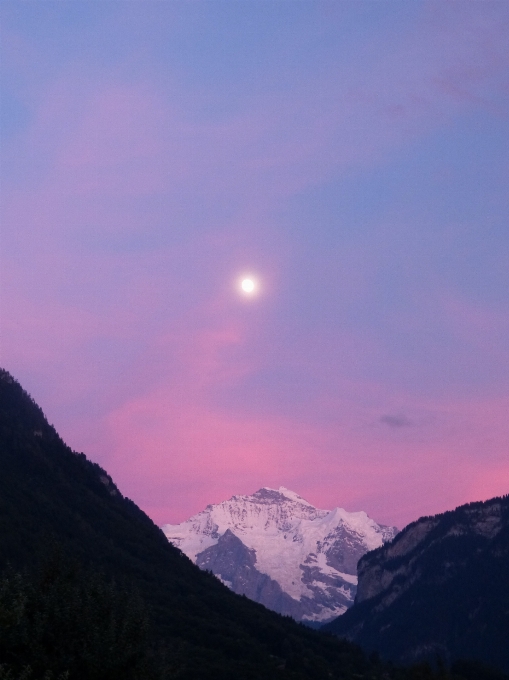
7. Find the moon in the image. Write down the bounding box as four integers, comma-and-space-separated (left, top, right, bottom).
241, 278, 255, 293
239, 276, 258, 295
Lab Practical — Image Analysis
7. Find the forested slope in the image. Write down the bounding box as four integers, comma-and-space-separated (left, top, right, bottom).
0, 369, 432, 680
324, 493, 509, 674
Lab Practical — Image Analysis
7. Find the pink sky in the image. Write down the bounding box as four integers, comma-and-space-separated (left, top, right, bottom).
2, 1, 509, 528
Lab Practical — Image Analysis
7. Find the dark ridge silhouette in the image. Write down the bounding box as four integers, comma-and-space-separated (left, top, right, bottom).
0, 367, 451, 680
324, 491, 509, 674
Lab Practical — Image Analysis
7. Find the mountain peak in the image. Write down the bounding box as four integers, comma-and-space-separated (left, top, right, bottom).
252, 486, 316, 507
162, 487, 397, 623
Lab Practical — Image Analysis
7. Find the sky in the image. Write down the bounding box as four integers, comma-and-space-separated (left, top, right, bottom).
1, 1, 509, 529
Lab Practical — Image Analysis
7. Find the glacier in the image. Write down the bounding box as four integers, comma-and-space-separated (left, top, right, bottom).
162, 487, 397, 623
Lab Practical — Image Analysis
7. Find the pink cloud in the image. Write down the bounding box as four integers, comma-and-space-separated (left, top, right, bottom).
2, 2, 509, 534
73, 305, 509, 529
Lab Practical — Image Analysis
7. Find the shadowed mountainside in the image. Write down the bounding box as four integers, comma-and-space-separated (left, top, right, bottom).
0, 368, 445, 680
324, 494, 509, 673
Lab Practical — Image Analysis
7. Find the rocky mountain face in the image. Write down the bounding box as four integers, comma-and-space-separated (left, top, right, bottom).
162, 487, 397, 623
324, 494, 509, 673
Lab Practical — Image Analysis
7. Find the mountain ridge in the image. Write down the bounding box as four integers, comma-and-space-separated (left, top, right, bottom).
162, 485, 397, 622
3, 367, 504, 677
324, 492, 509, 673
0, 367, 396, 678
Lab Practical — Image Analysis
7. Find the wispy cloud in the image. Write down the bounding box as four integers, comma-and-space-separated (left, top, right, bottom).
2, 1, 509, 529
380, 415, 414, 428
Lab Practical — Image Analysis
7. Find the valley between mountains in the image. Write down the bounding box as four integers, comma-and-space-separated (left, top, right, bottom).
1, 368, 508, 680
162, 487, 397, 623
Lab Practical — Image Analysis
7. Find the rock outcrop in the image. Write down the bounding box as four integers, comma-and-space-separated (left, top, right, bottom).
324, 494, 509, 672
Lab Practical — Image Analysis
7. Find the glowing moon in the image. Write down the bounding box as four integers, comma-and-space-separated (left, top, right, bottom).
241, 278, 255, 293
238, 276, 259, 296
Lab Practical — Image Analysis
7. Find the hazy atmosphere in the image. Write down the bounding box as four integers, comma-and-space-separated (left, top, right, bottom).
2, 1, 509, 529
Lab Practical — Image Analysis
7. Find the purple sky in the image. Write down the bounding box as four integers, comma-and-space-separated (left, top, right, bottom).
2, 1, 509, 529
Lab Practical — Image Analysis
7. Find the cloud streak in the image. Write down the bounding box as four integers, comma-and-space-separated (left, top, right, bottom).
2, 1, 509, 529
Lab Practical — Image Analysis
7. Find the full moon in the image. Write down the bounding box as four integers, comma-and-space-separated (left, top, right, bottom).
238, 276, 258, 297
241, 278, 256, 293
240, 279, 254, 293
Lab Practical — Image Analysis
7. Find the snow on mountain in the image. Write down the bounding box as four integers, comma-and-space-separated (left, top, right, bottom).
162, 487, 397, 623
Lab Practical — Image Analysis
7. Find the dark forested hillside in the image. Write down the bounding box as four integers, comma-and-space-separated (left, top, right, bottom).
0, 368, 502, 680
0, 369, 442, 680
324, 493, 509, 674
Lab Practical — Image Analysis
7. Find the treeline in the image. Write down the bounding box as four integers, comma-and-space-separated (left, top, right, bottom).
0, 554, 160, 680
1, 554, 506, 680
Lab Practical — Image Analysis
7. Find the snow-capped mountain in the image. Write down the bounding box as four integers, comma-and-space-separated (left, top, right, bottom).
162, 487, 398, 623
